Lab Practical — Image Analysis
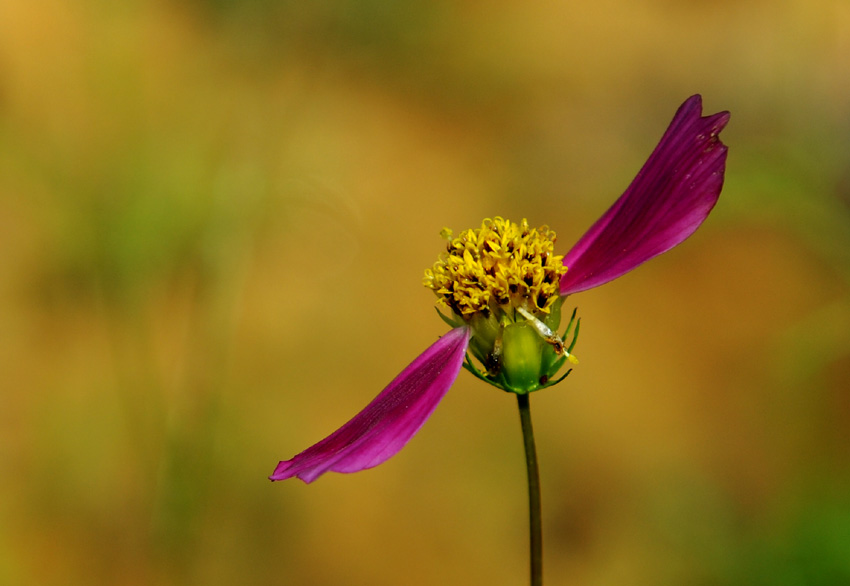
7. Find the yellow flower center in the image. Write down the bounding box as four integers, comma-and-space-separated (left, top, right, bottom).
423, 217, 568, 320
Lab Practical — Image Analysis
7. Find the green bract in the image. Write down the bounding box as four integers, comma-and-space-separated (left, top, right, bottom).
461, 301, 580, 395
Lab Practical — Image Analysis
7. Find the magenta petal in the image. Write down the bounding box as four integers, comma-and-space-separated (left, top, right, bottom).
559, 95, 730, 296
270, 327, 470, 483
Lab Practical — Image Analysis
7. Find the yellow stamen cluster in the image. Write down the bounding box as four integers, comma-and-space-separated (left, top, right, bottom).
423, 217, 568, 319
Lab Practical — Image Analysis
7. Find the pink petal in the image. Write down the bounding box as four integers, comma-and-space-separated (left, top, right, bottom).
270, 327, 470, 483
560, 95, 729, 296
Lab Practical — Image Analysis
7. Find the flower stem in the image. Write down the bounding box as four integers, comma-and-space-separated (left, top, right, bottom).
517, 392, 542, 586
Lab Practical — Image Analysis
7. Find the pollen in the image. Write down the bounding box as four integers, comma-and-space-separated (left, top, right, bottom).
423, 217, 568, 319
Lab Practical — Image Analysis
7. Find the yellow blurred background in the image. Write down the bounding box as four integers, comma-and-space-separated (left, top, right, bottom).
1, 1, 849, 585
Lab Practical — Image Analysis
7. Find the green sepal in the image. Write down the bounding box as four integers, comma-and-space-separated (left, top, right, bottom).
435, 307, 463, 329
462, 354, 491, 384
539, 368, 572, 389
462, 354, 513, 393
567, 318, 580, 354
562, 307, 577, 339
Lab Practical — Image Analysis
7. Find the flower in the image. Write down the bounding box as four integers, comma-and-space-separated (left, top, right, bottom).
270, 94, 729, 483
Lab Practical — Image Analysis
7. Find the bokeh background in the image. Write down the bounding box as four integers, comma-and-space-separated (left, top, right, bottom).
2, 1, 849, 585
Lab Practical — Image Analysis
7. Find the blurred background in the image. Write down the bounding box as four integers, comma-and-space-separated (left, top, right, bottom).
1, 0, 849, 585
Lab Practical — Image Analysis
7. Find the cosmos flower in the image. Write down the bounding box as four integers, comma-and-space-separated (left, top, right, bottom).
271, 94, 729, 483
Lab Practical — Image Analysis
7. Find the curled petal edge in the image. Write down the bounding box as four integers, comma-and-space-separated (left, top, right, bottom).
560, 94, 730, 296
270, 327, 471, 483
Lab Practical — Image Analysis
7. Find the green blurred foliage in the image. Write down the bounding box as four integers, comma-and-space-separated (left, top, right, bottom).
1, 0, 848, 585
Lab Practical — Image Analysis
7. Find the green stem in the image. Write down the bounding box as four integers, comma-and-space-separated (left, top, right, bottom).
517, 392, 542, 586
